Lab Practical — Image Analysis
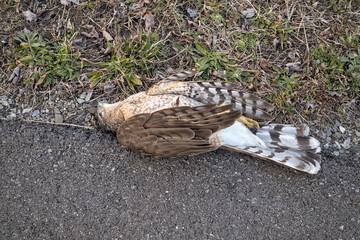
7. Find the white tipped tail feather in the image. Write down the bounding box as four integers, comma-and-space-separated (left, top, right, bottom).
210, 122, 321, 174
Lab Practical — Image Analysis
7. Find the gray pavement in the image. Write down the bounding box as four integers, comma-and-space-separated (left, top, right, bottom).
1, 120, 359, 239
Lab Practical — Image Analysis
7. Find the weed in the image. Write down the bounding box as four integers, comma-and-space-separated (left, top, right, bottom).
339, 48, 360, 93
339, 28, 359, 49
311, 45, 360, 94
211, 9, 225, 25
272, 66, 300, 93
191, 43, 229, 73
13, 32, 81, 87
251, 14, 294, 46
263, 66, 302, 115
236, 33, 258, 54
189, 42, 254, 83
89, 33, 162, 90
327, 0, 348, 14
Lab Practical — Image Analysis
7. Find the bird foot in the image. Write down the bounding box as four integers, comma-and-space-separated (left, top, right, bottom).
237, 116, 260, 129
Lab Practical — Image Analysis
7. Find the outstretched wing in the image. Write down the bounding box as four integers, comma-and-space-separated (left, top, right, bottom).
146, 70, 274, 120
116, 104, 241, 157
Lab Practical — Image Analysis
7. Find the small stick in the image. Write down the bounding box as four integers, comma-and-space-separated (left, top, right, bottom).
20, 118, 96, 130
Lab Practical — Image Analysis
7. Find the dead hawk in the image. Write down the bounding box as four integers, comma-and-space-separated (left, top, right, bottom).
98, 70, 321, 174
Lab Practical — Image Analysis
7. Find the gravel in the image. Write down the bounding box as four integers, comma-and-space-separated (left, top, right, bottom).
54, 113, 64, 123
0, 88, 100, 129
31, 109, 40, 118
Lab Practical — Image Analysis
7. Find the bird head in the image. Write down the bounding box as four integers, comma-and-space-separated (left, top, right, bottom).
97, 101, 125, 133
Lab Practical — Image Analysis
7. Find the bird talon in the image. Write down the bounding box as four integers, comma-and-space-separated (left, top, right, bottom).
237, 116, 260, 129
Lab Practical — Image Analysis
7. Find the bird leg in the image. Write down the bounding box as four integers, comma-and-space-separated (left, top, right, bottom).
237, 116, 260, 129
218, 104, 260, 129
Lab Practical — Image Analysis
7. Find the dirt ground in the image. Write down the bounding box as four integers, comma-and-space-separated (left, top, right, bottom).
1, 120, 359, 239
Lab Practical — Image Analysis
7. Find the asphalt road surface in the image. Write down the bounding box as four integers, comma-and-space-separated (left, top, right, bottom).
1, 120, 359, 239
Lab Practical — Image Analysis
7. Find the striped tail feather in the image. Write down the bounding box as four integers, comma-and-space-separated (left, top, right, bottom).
220, 123, 321, 174
147, 70, 274, 120
254, 124, 321, 153
222, 145, 321, 174
257, 124, 310, 136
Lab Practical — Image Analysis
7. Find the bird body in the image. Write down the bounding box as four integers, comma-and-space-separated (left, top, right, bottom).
98, 70, 321, 174
119, 92, 204, 120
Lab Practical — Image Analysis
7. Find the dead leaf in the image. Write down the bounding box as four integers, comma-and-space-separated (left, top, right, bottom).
80, 74, 89, 81
60, 0, 70, 6
165, 67, 175, 74
129, 1, 144, 10
60, 0, 80, 5
104, 46, 112, 55
114, 10, 121, 19
345, 99, 356, 107
35, 72, 49, 88
145, 13, 155, 29
67, 19, 73, 29
81, 25, 100, 42
104, 81, 115, 94
213, 70, 226, 79
85, 90, 93, 101
186, 19, 199, 28
23, 10, 37, 21
22, 108, 32, 114
301, 99, 316, 109
187, 8, 197, 18
73, 37, 87, 50
285, 62, 302, 72
241, 8, 256, 18
327, 91, 342, 97
102, 30, 113, 42
36, 9, 55, 21
288, 51, 297, 60
9, 66, 21, 85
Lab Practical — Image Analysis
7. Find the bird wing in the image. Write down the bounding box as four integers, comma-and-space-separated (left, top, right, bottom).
146, 70, 274, 120
116, 104, 241, 157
